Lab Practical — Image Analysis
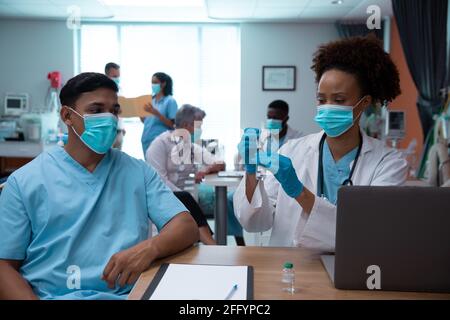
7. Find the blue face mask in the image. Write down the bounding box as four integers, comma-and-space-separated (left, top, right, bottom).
112, 77, 120, 87
266, 119, 283, 130
192, 128, 202, 142
314, 98, 365, 137
152, 83, 161, 96
68, 107, 118, 154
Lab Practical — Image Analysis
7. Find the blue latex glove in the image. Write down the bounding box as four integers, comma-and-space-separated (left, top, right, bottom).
261, 153, 303, 198
237, 128, 260, 174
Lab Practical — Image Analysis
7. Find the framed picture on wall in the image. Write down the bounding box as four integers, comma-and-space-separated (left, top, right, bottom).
262, 66, 296, 91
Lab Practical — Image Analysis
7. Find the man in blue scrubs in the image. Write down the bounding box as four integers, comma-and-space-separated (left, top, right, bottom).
0, 72, 199, 299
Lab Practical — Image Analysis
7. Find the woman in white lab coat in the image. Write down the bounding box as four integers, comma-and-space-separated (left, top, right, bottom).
233, 36, 408, 252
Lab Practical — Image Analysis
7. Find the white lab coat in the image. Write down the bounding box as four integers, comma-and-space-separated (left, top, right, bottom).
233, 131, 408, 252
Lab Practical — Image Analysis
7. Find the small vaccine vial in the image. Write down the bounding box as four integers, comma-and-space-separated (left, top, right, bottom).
282, 262, 295, 294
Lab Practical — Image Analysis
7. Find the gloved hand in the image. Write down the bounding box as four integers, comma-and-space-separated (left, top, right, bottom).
261, 153, 303, 198
237, 128, 260, 174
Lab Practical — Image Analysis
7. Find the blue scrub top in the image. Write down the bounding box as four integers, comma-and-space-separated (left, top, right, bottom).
141, 95, 178, 155
0, 146, 187, 300
322, 141, 358, 205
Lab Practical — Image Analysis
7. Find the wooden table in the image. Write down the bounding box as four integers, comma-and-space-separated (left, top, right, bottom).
129, 245, 450, 300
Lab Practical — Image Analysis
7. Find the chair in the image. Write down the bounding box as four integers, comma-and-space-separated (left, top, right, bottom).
426, 140, 450, 187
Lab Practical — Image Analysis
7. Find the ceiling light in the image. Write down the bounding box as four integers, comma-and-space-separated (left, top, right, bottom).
331, 0, 344, 4
100, 0, 204, 7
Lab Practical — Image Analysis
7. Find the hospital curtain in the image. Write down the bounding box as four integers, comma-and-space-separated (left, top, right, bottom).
392, 0, 449, 140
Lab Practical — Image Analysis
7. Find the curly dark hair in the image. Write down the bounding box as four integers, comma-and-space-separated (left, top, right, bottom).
311, 35, 401, 103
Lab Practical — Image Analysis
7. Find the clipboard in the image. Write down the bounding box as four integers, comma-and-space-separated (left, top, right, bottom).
141, 263, 254, 300
118, 95, 153, 118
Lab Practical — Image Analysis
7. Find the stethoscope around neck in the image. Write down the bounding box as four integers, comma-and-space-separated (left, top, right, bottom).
317, 131, 363, 198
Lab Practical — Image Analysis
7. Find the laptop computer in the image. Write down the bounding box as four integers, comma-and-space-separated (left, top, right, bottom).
321, 186, 450, 293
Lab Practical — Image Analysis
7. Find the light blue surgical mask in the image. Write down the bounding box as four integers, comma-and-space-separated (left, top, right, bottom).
314, 97, 365, 137
152, 83, 161, 96
266, 119, 283, 130
192, 128, 202, 142
112, 77, 120, 87
68, 107, 118, 154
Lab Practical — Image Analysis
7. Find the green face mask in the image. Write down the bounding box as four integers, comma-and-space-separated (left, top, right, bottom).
152, 84, 161, 96
314, 97, 365, 137
266, 119, 283, 130
68, 107, 118, 154
112, 77, 120, 87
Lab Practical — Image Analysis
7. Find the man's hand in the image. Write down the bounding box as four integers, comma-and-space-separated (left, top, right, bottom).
102, 212, 199, 290
102, 240, 157, 289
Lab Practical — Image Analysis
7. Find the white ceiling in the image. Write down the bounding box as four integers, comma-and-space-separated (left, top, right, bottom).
0, 0, 393, 22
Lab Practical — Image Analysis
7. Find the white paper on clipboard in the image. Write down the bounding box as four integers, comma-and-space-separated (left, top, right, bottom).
147, 264, 250, 300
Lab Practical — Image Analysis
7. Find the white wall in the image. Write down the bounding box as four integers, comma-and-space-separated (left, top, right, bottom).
240, 23, 339, 135
0, 19, 74, 112
0, 20, 339, 136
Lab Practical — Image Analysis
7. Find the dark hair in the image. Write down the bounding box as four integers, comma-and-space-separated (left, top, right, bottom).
268, 100, 289, 115
311, 35, 401, 103
153, 72, 173, 96
60, 72, 118, 107
105, 62, 120, 75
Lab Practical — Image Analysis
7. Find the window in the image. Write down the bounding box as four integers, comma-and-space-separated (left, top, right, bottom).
79, 23, 240, 165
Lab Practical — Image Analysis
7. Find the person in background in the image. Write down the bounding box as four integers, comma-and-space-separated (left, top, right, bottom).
229, 99, 303, 245
234, 99, 302, 170
105, 62, 121, 88
234, 36, 407, 252
147, 104, 225, 245
105, 62, 125, 150
262, 99, 303, 148
0, 73, 198, 300
112, 120, 126, 150
141, 72, 178, 157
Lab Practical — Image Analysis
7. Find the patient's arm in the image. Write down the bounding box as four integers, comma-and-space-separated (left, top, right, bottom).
102, 211, 199, 288
204, 162, 226, 174
195, 162, 226, 183
0, 259, 38, 300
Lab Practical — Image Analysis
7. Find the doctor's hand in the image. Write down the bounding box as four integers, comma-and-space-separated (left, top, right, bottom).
261, 154, 304, 198
102, 239, 157, 289
238, 128, 260, 174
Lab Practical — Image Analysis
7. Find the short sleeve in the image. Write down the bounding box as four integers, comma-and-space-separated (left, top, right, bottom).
143, 163, 187, 231
166, 97, 178, 120
0, 176, 31, 260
